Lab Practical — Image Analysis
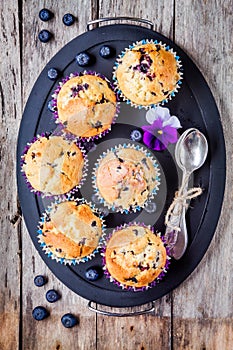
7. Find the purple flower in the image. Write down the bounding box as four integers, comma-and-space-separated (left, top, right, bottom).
142, 107, 182, 151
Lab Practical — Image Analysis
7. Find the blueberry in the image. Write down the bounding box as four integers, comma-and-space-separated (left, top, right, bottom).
32, 306, 49, 321
144, 202, 157, 214
45, 289, 61, 303
99, 207, 109, 217
39, 8, 54, 22
38, 30, 52, 43
130, 129, 142, 142
61, 313, 78, 328
85, 267, 102, 281
82, 141, 97, 153
91, 193, 99, 204
34, 275, 47, 287
62, 13, 75, 26
75, 52, 92, 67
47, 68, 59, 80
99, 45, 114, 58
47, 100, 55, 112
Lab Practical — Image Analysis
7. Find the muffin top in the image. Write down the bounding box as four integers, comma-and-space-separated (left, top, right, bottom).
40, 201, 103, 260
95, 146, 160, 211
22, 135, 84, 195
105, 225, 167, 288
56, 74, 117, 137
114, 42, 181, 106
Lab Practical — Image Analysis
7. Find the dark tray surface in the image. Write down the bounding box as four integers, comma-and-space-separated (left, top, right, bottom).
17, 24, 225, 307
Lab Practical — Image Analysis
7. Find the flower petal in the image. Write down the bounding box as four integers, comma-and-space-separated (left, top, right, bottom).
162, 126, 178, 144
143, 131, 155, 149
163, 116, 182, 129
155, 106, 171, 122
151, 118, 163, 131
142, 119, 163, 135
145, 108, 158, 124
143, 131, 166, 151
153, 138, 166, 151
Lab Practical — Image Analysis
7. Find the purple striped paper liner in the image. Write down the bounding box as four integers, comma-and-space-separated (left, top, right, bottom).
51, 70, 120, 142
101, 222, 171, 291
20, 132, 88, 199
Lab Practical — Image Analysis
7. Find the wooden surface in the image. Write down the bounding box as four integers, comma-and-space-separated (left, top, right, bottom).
0, 0, 232, 349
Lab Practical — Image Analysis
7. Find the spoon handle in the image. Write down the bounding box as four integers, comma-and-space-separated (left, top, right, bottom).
164, 171, 190, 255
170, 175, 189, 259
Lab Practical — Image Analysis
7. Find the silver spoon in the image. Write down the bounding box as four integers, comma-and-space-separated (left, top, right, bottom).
165, 128, 208, 259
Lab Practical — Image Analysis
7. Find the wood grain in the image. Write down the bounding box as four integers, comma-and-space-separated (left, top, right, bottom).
0, 1, 21, 349
0, 0, 232, 349
21, 1, 98, 349
173, 0, 233, 348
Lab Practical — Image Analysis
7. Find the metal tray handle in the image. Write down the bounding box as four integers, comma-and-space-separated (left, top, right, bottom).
87, 17, 154, 31
88, 300, 155, 317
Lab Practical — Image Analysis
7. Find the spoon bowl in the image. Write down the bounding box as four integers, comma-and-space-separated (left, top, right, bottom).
177, 129, 208, 175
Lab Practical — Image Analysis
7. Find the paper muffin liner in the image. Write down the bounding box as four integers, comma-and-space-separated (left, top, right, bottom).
92, 143, 161, 214
51, 70, 120, 141
37, 196, 106, 265
20, 132, 88, 199
113, 39, 183, 110
101, 222, 171, 291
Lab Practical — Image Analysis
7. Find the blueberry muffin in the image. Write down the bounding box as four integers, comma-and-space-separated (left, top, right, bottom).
39, 201, 103, 260
22, 135, 85, 195
113, 40, 181, 107
55, 73, 118, 138
94, 145, 160, 212
104, 224, 168, 288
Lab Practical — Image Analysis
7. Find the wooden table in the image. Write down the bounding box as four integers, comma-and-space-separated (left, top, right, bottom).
1, 1, 232, 349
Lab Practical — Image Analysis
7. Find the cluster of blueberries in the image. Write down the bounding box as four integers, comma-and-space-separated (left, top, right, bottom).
32, 275, 77, 327
32, 267, 101, 326
38, 8, 76, 43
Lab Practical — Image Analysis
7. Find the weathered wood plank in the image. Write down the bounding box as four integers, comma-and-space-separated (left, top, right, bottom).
21, 1, 98, 349
173, 0, 233, 348
1, 0, 232, 349
97, 1, 174, 349
98, 0, 174, 39
0, 1, 21, 349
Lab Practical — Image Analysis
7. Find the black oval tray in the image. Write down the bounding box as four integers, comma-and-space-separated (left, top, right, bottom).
17, 23, 226, 308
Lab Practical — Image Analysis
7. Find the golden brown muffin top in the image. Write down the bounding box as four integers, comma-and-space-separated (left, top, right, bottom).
41, 201, 103, 259
56, 74, 117, 137
105, 225, 167, 288
95, 147, 160, 210
115, 42, 181, 106
22, 135, 84, 195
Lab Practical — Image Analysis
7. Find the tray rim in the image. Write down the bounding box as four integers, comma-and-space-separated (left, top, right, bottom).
16, 23, 226, 308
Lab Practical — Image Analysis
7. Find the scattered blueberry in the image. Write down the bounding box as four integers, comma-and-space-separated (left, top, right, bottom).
34, 275, 47, 287
85, 267, 102, 281
47, 100, 55, 112
99, 207, 109, 217
82, 140, 97, 153
144, 202, 157, 214
91, 193, 100, 204
61, 313, 78, 328
45, 289, 61, 303
75, 52, 92, 67
39, 8, 54, 22
47, 68, 59, 80
62, 13, 75, 26
99, 45, 114, 58
32, 306, 49, 321
130, 129, 142, 142
38, 29, 52, 43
